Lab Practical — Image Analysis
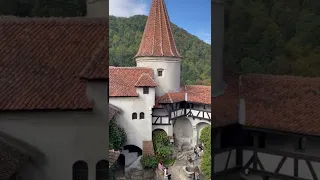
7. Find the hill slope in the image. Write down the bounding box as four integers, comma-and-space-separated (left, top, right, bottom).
109, 15, 211, 86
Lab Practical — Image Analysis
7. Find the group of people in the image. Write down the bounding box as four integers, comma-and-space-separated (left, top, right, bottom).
193, 144, 204, 162
157, 161, 172, 180
156, 144, 204, 180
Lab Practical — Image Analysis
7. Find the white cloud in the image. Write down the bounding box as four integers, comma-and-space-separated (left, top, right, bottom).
109, 0, 148, 17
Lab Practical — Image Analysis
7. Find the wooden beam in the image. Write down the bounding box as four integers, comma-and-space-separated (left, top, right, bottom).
306, 160, 318, 180
242, 147, 320, 162
248, 168, 310, 180
224, 150, 232, 170
275, 157, 287, 173
294, 158, 298, 177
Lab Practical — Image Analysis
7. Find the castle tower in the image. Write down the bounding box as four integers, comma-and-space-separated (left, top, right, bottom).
135, 0, 182, 97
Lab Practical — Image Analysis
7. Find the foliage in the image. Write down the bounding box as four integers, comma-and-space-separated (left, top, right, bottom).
0, 0, 86, 17
109, 117, 127, 150
163, 158, 176, 167
224, 0, 320, 76
201, 152, 212, 178
1, 0, 319, 80
200, 126, 211, 178
200, 126, 211, 153
140, 155, 158, 170
109, 15, 211, 86
152, 130, 173, 160
109, 163, 118, 180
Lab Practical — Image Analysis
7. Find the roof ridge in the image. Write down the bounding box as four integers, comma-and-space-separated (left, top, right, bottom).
135, 0, 181, 58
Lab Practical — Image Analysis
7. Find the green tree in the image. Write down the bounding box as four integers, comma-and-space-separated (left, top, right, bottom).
109, 118, 127, 150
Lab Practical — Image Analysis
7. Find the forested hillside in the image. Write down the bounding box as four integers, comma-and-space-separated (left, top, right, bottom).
109, 15, 211, 85
1, 0, 319, 84
224, 0, 320, 76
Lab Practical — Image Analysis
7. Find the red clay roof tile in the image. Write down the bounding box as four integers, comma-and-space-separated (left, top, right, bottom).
135, 73, 157, 87
135, 0, 181, 58
0, 17, 107, 110
80, 42, 108, 80
109, 67, 155, 97
240, 74, 320, 136
211, 77, 239, 126
109, 104, 120, 121
157, 85, 211, 105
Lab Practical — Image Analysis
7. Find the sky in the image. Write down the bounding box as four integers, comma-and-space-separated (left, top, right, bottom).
109, 0, 211, 44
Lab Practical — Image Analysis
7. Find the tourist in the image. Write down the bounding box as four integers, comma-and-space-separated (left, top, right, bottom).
199, 148, 204, 157
158, 161, 164, 177
194, 145, 199, 161
164, 167, 172, 180
194, 166, 200, 180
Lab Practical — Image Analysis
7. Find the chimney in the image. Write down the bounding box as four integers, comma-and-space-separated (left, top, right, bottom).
212, 0, 225, 97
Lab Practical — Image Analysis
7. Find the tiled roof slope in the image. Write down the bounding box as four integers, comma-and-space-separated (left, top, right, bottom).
211, 77, 239, 127
240, 74, 320, 136
80, 42, 108, 80
135, 0, 181, 58
109, 104, 120, 121
109, 67, 155, 97
157, 85, 211, 105
135, 73, 158, 87
0, 17, 107, 110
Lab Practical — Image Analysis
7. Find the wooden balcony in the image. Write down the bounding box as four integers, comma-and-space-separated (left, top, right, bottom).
213, 147, 320, 180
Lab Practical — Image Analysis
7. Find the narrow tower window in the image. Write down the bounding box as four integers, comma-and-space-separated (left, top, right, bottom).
73, 161, 88, 180
143, 87, 149, 94
157, 69, 163, 77
140, 112, 145, 119
132, 113, 137, 120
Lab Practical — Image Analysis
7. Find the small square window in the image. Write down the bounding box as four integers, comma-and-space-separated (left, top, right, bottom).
143, 87, 149, 94
157, 69, 163, 77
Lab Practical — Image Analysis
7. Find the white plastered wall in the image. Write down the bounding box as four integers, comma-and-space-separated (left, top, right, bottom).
136, 57, 181, 96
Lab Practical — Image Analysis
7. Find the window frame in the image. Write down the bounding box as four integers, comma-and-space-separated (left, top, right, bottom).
157, 68, 164, 77
143, 87, 149, 94
139, 112, 145, 119
132, 112, 137, 120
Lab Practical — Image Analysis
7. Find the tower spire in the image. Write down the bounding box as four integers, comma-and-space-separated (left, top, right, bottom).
135, 0, 181, 58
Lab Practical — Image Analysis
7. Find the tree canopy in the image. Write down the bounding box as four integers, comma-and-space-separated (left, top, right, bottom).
109, 15, 212, 86
1, 0, 319, 83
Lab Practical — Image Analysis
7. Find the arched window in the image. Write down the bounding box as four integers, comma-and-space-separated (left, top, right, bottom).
132, 113, 137, 120
140, 112, 145, 119
96, 160, 108, 180
73, 161, 88, 180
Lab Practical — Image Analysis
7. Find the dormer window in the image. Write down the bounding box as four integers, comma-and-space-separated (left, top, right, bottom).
143, 87, 149, 94
157, 69, 163, 77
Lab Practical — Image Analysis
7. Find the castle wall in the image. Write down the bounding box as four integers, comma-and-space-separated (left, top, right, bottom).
0, 81, 108, 180
136, 57, 181, 97
109, 87, 155, 149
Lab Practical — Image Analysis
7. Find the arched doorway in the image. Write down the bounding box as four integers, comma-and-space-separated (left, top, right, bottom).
196, 122, 210, 145
121, 145, 143, 167
173, 117, 193, 146
152, 128, 167, 136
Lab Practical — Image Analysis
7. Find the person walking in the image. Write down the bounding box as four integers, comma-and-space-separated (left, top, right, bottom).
164, 167, 171, 180
194, 145, 199, 165
158, 161, 164, 177
194, 166, 200, 180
